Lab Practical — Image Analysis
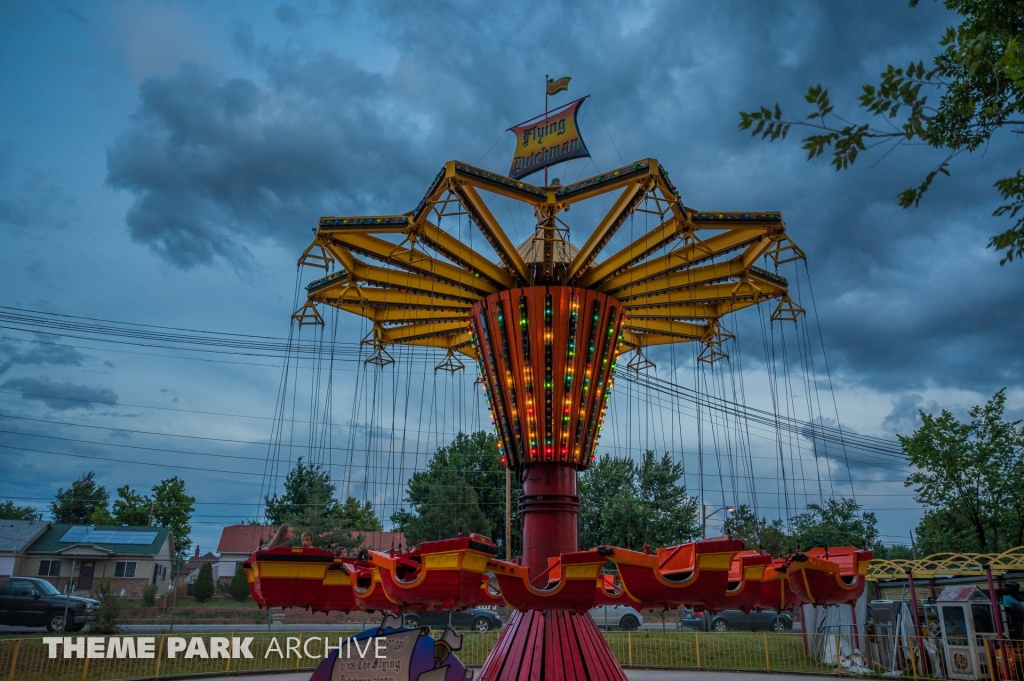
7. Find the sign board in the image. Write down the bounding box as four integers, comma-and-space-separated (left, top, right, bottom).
308, 616, 472, 681
508, 98, 590, 181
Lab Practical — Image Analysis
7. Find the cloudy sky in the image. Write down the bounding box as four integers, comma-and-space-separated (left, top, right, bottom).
1, 0, 1021, 555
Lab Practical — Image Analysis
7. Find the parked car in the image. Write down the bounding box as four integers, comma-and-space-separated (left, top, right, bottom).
681, 608, 792, 632
401, 608, 502, 632
0, 577, 99, 632
589, 604, 644, 631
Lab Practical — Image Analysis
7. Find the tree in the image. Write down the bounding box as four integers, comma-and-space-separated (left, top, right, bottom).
112, 485, 151, 527
0, 500, 38, 520
579, 454, 635, 550
89, 579, 123, 634
739, 0, 1024, 263
722, 504, 793, 556
900, 389, 1024, 553
151, 477, 195, 561
393, 477, 491, 547
50, 472, 109, 524
265, 457, 338, 524
876, 544, 917, 560
228, 563, 251, 602
578, 452, 699, 550
192, 562, 215, 603
391, 432, 517, 551
265, 458, 359, 553
790, 498, 880, 549
636, 452, 701, 547
338, 497, 383, 532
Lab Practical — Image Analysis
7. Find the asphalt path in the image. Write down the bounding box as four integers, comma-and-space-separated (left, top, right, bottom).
182, 671, 831, 681
2, 622, 729, 634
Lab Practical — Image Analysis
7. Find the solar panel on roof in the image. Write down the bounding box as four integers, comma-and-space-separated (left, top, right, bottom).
60, 526, 92, 543
59, 527, 158, 545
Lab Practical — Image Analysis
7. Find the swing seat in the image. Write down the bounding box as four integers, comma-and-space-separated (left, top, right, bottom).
248, 547, 336, 609
370, 534, 498, 610
310, 560, 358, 613
241, 560, 264, 607
487, 550, 607, 612
756, 555, 810, 611
348, 560, 399, 612
593, 571, 642, 606
604, 537, 744, 609
710, 550, 773, 613
786, 547, 872, 606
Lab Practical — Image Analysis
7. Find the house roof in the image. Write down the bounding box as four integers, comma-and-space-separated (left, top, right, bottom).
25, 524, 171, 557
217, 525, 275, 555
182, 551, 219, 575
215, 524, 406, 554
0, 520, 50, 553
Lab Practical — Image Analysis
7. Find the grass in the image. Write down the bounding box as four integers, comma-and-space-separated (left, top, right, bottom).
0, 630, 843, 681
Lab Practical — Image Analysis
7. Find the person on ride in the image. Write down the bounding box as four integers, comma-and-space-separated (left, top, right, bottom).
301, 531, 314, 548
267, 524, 294, 549
336, 547, 348, 558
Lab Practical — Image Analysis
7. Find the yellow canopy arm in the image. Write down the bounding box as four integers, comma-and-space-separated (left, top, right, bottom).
326, 232, 497, 296
452, 183, 531, 285
567, 179, 653, 280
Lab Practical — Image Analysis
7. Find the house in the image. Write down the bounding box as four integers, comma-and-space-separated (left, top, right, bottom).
180, 546, 221, 584
0, 520, 50, 587
19, 524, 174, 596
216, 525, 275, 585
215, 525, 407, 584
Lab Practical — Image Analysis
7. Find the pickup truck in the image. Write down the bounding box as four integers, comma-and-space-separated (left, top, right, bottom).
0, 577, 99, 632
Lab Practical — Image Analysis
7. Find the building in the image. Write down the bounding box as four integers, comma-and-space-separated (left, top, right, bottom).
215, 525, 407, 584
0, 520, 50, 587
216, 525, 275, 585
180, 546, 221, 584
19, 524, 174, 596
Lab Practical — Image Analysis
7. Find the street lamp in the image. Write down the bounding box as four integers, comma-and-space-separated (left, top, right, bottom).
702, 506, 734, 539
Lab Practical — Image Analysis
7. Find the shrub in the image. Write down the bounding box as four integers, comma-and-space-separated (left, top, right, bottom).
90, 579, 124, 634
140, 583, 157, 607
192, 562, 215, 603
228, 563, 251, 602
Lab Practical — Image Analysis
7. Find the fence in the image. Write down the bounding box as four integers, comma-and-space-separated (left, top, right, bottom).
3, 630, 1023, 680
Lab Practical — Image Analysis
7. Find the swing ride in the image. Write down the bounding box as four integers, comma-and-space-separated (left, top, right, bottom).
240, 134, 874, 680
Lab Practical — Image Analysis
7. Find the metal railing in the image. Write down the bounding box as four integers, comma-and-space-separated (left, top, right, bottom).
3, 631, 1023, 680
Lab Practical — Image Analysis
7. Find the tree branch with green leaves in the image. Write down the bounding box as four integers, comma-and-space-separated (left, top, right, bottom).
739, 0, 1024, 263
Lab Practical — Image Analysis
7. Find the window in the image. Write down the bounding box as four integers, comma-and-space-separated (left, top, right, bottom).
114, 561, 137, 578
5, 579, 37, 596
37, 559, 61, 577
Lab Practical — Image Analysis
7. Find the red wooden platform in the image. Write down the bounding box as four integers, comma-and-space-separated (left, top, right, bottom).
478, 609, 628, 681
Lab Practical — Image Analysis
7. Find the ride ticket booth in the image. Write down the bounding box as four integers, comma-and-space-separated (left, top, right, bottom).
935, 585, 1001, 680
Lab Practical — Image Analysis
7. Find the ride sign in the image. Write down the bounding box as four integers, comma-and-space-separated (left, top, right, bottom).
508, 97, 590, 181
308, 615, 472, 681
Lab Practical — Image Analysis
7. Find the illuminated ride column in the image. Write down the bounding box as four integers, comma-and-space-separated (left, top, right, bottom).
470, 286, 622, 579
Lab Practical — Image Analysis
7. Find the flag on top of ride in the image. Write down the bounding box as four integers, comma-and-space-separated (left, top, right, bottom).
508, 97, 590, 181
546, 76, 571, 96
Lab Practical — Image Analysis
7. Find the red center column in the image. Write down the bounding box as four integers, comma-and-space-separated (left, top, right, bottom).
520, 462, 578, 580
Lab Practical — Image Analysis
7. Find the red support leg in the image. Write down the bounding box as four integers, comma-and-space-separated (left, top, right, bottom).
479, 610, 628, 681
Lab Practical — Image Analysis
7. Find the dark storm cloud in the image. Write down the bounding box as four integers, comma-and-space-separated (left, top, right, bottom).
882, 393, 941, 435
0, 376, 118, 411
0, 338, 86, 375
105, 0, 1023, 398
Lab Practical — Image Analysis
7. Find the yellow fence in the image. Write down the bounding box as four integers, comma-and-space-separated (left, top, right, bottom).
3, 630, 1023, 680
